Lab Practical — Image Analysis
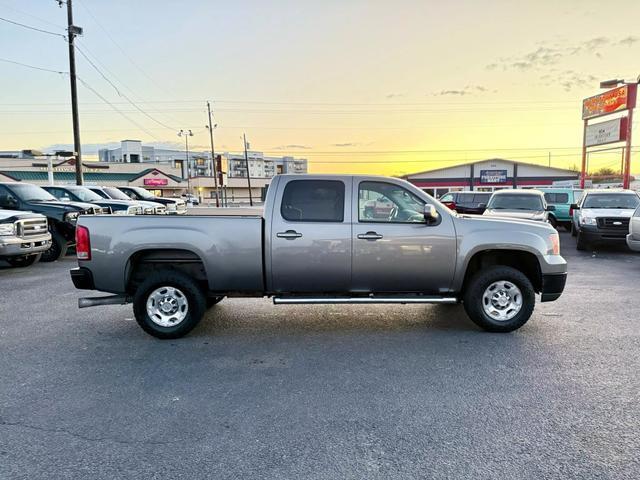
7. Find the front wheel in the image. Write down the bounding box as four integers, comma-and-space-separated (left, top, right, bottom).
40, 230, 68, 262
5, 253, 41, 268
133, 269, 207, 339
463, 266, 535, 333
576, 232, 588, 251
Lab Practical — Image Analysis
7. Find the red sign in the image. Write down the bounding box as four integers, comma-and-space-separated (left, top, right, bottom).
144, 178, 168, 186
582, 85, 637, 119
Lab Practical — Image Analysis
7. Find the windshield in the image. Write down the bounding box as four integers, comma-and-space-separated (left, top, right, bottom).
583, 193, 640, 209
128, 187, 155, 199
67, 187, 103, 202
488, 194, 544, 211
9, 184, 57, 202
104, 187, 133, 200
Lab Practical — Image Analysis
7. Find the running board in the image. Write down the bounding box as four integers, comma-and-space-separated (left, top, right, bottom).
273, 296, 457, 305
79, 295, 130, 309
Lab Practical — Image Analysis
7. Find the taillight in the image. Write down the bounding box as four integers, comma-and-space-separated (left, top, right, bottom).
569, 207, 574, 216
76, 225, 91, 260
444, 201, 457, 211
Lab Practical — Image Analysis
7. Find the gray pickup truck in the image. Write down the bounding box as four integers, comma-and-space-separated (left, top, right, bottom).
70, 175, 567, 338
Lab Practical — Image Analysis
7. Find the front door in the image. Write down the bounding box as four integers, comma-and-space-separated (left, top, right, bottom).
270, 178, 352, 293
351, 179, 456, 294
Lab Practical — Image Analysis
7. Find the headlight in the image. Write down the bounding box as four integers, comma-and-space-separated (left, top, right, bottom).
155, 206, 166, 214
166, 203, 177, 211
65, 211, 79, 223
114, 209, 128, 215
0, 223, 16, 236
143, 207, 154, 215
579, 215, 596, 226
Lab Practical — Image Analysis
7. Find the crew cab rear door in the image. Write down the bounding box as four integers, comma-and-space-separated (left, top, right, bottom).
269, 177, 352, 293
351, 178, 456, 294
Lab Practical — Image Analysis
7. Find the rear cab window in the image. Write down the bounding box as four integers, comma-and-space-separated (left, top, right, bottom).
280, 180, 345, 222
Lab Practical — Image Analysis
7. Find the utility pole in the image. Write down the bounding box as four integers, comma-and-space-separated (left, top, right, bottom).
243, 133, 253, 206
63, 0, 84, 185
206, 101, 220, 207
548, 151, 551, 168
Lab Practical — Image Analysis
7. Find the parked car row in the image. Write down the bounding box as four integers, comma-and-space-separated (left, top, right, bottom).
0, 182, 187, 267
438, 187, 640, 252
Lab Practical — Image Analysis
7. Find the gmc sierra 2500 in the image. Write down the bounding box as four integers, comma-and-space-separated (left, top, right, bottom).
70, 175, 567, 339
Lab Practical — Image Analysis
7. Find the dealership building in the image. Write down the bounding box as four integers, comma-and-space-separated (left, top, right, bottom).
403, 159, 581, 198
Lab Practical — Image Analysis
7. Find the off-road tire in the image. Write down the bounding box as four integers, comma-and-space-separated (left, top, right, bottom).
40, 230, 68, 262
133, 269, 206, 339
463, 266, 535, 333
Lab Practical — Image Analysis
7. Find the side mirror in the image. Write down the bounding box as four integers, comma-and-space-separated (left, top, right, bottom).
0, 194, 17, 208
546, 205, 556, 212
570, 203, 579, 211
478, 203, 487, 208
423, 204, 439, 224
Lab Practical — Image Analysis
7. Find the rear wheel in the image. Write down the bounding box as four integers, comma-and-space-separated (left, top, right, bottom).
463, 266, 535, 333
571, 223, 577, 237
40, 230, 68, 262
5, 253, 41, 268
133, 269, 207, 339
548, 216, 557, 229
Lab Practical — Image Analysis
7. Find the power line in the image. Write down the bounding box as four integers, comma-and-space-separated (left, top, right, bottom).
0, 15, 66, 37
0, 57, 67, 75
74, 44, 177, 131
75, 0, 177, 101
76, 76, 163, 141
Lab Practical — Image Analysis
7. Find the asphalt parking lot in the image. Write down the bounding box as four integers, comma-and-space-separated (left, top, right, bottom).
1, 232, 639, 480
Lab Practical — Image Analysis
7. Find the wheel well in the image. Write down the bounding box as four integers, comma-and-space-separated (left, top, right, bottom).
126, 249, 208, 293
463, 250, 542, 293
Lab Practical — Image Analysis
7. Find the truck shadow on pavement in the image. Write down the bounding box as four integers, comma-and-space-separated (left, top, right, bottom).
191, 302, 483, 338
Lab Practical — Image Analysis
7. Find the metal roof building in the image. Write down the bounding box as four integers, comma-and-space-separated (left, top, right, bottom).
402, 158, 580, 197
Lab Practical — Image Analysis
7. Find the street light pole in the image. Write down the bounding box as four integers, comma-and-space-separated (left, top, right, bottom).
243, 133, 253, 206
178, 129, 194, 195
206, 101, 220, 207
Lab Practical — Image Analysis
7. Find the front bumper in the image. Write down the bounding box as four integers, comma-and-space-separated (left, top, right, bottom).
579, 225, 628, 243
541, 273, 567, 302
627, 233, 640, 252
0, 233, 52, 257
70, 267, 95, 290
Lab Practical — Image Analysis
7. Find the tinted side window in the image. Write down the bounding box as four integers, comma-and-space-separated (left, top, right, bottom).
544, 193, 555, 203
458, 193, 474, 203
473, 194, 491, 203
281, 180, 345, 222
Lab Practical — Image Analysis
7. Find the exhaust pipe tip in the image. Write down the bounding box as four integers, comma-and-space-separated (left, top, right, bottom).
78, 295, 129, 309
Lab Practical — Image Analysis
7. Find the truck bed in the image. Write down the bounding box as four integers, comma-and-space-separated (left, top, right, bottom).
79, 215, 264, 293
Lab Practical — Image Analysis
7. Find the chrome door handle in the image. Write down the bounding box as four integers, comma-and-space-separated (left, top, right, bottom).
277, 230, 303, 239
357, 231, 383, 240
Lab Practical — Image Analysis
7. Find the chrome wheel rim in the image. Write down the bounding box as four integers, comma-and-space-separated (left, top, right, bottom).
482, 281, 523, 322
146, 286, 189, 327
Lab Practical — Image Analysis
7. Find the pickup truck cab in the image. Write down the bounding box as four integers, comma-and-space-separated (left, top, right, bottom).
0, 182, 96, 262
0, 209, 51, 267
71, 175, 567, 339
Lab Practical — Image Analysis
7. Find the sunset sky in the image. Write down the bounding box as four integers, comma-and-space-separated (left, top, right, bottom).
1, 0, 639, 175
